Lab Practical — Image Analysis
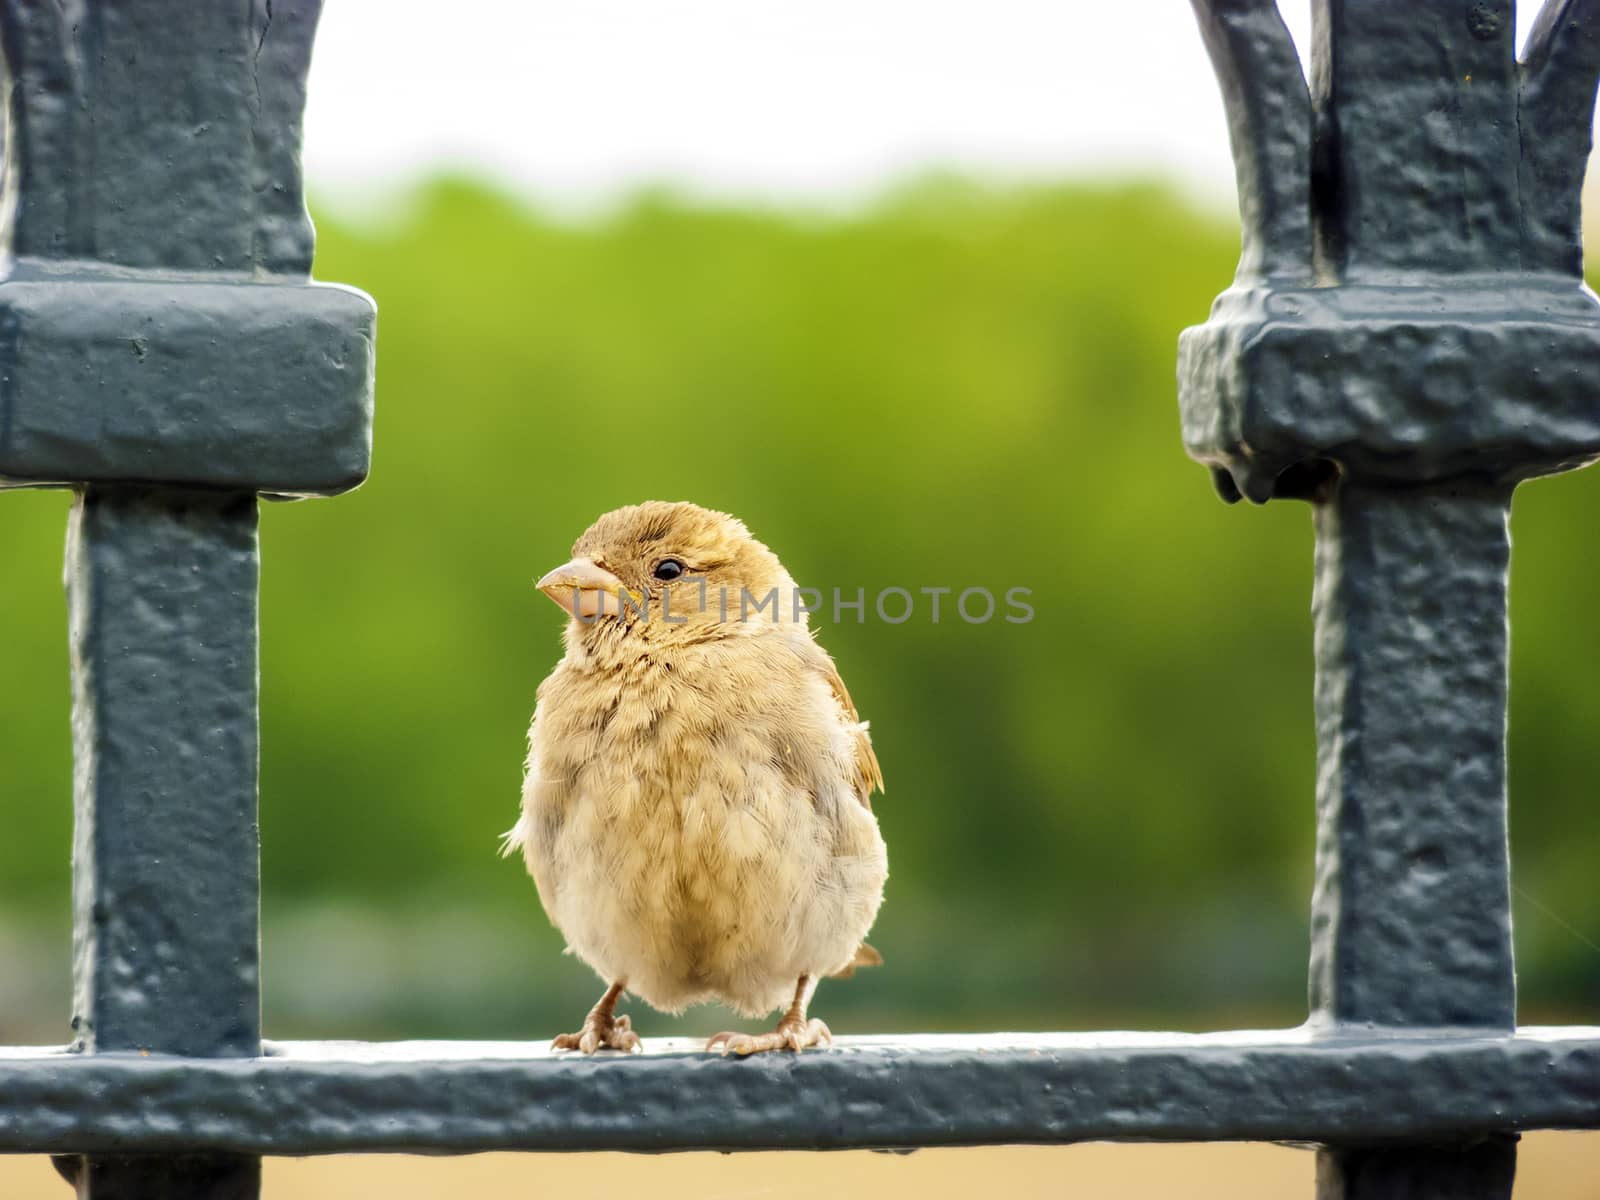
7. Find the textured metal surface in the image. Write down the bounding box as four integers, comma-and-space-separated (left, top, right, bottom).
1183, 1, 1600, 1196
1312, 1, 1522, 279
67, 488, 262, 1058
1309, 484, 1514, 1029
0, 0, 321, 273
1181, 0, 1600, 505
0, 1031, 1596, 1154
1179, 281, 1600, 501
1187, 0, 1311, 281
0, 276, 373, 495
0, 1, 370, 1194
1509, 0, 1600, 276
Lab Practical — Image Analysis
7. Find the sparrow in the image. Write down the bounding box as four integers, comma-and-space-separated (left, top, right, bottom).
504, 501, 887, 1055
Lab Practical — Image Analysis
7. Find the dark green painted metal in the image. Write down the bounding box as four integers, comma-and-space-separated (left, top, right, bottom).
1188, 0, 1312, 281
1179, 280, 1600, 501
0, 0, 372, 1195
1316, 1140, 1519, 1200
1184, 0, 1600, 1195
1520, 0, 1600, 275
1308, 483, 1516, 1031
0, 1031, 1596, 1154
65, 1156, 261, 1200
67, 488, 263, 1061
0, 276, 374, 495
0, 0, 320, 273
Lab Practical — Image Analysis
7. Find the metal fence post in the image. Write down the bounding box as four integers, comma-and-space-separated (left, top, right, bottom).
0, 2, 375, 1196
1183, 1, 1600, 1195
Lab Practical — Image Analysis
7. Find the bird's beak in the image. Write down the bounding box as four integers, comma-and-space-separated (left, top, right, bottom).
536, 557, 639, 620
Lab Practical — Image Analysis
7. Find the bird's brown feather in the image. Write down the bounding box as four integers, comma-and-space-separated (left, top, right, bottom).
817, 653, 884, 809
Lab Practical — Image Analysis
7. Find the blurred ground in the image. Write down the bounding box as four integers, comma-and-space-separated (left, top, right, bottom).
0, 1136, 1596, 1198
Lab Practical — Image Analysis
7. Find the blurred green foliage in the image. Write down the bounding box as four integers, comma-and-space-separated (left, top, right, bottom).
1, 177, 1596, 1039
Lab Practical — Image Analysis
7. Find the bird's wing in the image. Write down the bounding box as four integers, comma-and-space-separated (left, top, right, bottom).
815, 646, 885, 810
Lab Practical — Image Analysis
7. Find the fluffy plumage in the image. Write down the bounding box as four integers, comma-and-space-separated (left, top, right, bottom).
505, 501, 887, 1054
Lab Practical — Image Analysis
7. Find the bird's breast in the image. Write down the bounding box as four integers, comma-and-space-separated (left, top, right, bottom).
524, 641, 883, 1010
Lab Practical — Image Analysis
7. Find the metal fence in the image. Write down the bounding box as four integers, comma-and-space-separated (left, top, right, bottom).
0, 0, 1597, 1197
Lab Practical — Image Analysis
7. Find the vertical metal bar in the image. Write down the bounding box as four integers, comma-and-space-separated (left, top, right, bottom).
1309, 484, 1515, 1030
1184, 2, 1600, 1195
1301, 6, 1522, 1188
60, 481, 263, 1195
69, 1157, 261, 1200
1308, 483, 1517, 1197
0, 2, 344, 1195
58, 517, 263, 1195
1308, 0, 1521, 280
1316, 1142, 1518, 1200
67, 488, 262, 1061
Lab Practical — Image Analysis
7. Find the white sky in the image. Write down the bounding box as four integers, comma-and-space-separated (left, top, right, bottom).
303, 1, 1550, 216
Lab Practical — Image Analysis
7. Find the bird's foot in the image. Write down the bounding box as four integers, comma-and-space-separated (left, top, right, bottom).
707, 1016, 832, 1056
552, 1011, 642, 1054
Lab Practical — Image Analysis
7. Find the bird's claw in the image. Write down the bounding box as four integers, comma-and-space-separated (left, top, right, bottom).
552, 1012, 642, 1054
707, 1017, 832, 1056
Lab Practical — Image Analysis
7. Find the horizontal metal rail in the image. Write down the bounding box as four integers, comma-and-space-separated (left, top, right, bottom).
0, 1029, 1596, 1155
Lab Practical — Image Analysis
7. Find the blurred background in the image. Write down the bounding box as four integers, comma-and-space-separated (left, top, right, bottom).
1, 0, 1598, 1193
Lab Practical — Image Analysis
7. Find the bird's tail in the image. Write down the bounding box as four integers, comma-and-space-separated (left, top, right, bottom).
829, 942, 884, 980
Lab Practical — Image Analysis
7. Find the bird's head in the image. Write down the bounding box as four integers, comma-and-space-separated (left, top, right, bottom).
536, 501, 798, 641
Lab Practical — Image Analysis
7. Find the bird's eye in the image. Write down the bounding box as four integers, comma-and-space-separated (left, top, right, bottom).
653, 558, 686, 582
